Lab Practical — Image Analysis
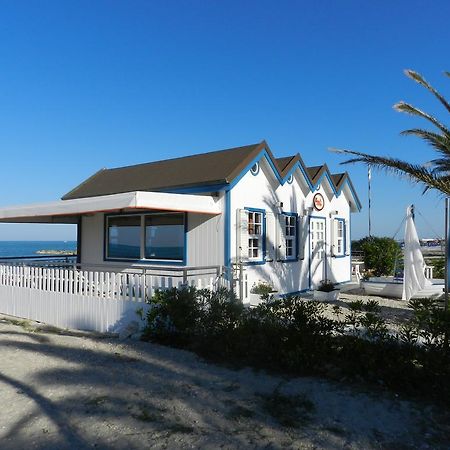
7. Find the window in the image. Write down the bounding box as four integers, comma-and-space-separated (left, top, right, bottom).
107, 216, 141, 259
248, 211, 263, 260
106, 213, 185, 262
283, 214, 297, 260
145, 214, 184, 260
333, 218, 345, 257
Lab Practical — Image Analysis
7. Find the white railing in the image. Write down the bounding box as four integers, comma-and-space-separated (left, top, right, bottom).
0, 262, 231, 333
0, 263, 230, 303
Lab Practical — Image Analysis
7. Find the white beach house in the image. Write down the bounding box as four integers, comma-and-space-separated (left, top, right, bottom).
0, 141, 360, 331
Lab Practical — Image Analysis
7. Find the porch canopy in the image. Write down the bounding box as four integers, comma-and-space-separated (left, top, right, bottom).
0, 191, 221, 223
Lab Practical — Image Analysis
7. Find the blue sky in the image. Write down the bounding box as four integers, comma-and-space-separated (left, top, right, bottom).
0, 0, 449, 240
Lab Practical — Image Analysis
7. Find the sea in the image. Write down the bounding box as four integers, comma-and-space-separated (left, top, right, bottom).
0, 241, 77, 258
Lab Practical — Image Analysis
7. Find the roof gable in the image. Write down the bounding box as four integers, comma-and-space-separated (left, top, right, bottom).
62, 140, 361, 211
62, 142, 265, 200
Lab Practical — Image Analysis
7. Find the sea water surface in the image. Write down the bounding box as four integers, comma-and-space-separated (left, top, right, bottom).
0, 241, 77, 257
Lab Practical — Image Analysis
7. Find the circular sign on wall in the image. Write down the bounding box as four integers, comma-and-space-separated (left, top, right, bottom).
313, 193, 325, 211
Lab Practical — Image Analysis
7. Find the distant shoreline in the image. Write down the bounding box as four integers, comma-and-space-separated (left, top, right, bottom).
35, 250, 77, 256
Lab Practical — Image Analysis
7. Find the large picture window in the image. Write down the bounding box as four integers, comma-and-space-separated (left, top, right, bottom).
107, 216, 141, 259
106, 213, 185, 262
145, 214, 184, 260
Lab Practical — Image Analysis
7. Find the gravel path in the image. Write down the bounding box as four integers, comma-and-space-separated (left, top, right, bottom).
0, 315, 448, 449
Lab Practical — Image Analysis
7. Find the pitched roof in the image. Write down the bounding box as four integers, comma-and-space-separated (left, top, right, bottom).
62, 141, 361, 210
275, 156, 296, 173
63, 141, 266, 200
306, 165, 325, 182
331, 173, 346, 189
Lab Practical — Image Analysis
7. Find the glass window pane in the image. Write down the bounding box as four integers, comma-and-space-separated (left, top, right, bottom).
108, 216, 141, 259
145, 214, 184, 260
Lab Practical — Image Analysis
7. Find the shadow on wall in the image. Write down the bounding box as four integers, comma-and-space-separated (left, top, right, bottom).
246, 188, 342, 295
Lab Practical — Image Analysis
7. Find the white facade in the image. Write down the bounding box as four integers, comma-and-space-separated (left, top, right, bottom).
229, 156, 355, 301
0, 143, 359, 301
76, 150, 359, 301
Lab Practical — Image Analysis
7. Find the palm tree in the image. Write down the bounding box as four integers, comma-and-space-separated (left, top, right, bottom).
332, 70, 450, 194
332, 70, 450, 312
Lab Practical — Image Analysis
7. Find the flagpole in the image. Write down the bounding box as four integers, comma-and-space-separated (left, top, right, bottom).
445, 198, 449, 312
368, 166, 372, 237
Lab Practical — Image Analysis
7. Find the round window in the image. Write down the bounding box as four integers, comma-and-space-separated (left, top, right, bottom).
250, 162, 259, 175
287, 174, 294, 184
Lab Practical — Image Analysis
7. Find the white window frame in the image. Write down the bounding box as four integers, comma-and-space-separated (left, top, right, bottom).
246, 209, 265, 263
333, 218, 346, 257
279, 213, 298, 261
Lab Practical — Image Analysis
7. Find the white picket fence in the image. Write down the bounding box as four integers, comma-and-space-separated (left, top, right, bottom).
0, 263, 229, 333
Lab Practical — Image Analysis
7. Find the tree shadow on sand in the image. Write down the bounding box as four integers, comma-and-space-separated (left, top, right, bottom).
1, 322, 442, 449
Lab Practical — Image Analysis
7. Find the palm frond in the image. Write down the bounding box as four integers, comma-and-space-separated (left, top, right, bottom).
394, 102, 450, 136
400, 128, 450, 155
405, 69, 450, 114
333, 148, 450, 195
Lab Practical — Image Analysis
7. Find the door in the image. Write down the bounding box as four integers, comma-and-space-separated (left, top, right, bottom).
310, 217, 326, 288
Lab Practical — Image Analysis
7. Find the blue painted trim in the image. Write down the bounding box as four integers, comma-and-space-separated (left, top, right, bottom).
279, 212, 299, 262
222, 148, 361, 212
104, 211, 187, 266
335, 279, 352, 285
228, 150, 283, 189
224, 190, 231, 269
158, 183, 228, 194
349, 214, 352, 276
313, 171, 338, 196
278, 288, 310, 297
283, 161, 314, 190
244, 207, 266, 265
336, 180, 362, 211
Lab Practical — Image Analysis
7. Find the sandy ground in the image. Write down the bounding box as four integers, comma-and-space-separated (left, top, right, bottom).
320, 286, 416, 333
0, 313, 449, 450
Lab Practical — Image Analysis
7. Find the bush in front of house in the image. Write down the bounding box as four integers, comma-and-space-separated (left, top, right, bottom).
354, 236, 401, 276
142, 287, 450, 404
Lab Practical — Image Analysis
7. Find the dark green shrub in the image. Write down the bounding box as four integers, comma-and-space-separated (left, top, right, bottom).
316, 279, 336, 292
141, 287, 450, 405
427, 257, 445, 279
250, 281, 275, 301
355, 236, 401, 276
143, 286, 201, 343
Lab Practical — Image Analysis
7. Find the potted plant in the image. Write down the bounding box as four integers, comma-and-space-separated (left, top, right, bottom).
250, 281, 276, 304
313, 279, 340, 301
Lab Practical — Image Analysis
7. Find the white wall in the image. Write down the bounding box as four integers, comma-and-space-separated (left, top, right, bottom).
230, 157, 352, 299
80, 196, 225, 271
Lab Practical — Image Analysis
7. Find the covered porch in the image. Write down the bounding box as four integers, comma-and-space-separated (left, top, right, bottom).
0, 191, 229, 332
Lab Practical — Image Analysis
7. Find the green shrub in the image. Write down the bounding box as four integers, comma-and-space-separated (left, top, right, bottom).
355, 236, 401, 276
427, 257, 445, 279
250, 281, 275, 301
142, 286, 201, 344
316, 279, 336, 292
141, 287, 450, 405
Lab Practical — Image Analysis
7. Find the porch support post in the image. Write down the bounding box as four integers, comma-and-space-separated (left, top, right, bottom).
76, 216, 82, 265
